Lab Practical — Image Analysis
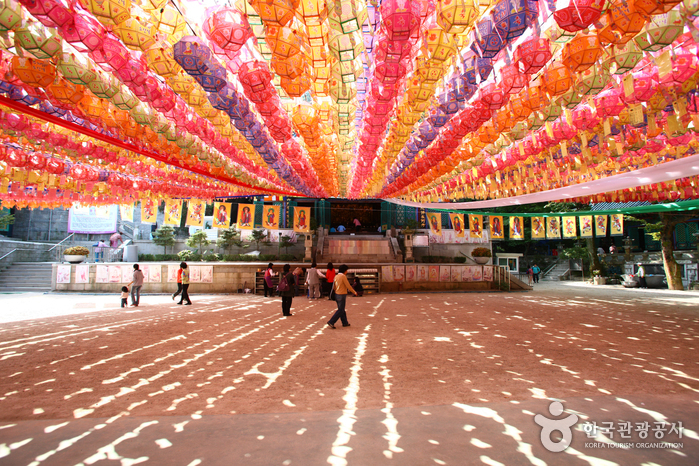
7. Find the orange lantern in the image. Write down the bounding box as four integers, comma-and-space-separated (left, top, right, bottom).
543, 63, 574, 97
281, 74, 312, 97
608, 0, 649, 38
48, 76, 85, 104
561, 34, 602, 73
250, 0, 295, 26
11, 55, 55, 87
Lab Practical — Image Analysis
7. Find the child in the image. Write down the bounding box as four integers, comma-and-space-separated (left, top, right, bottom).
121, 286, 129, 308
352, 276, 364, 297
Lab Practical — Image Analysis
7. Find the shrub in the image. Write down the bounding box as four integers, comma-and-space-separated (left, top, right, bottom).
64, 246, 89, 255
203, 253, 221, 262
259, 254, 277, 261
280, 254, 296, 261
178, 250, 201, 261
454, 256, 466, 263
472, 247, 492, 257
138, 254, 155, 262
154, 254, 179, 261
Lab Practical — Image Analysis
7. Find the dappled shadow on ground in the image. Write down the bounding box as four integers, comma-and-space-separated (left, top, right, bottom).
0, 289, 697, 464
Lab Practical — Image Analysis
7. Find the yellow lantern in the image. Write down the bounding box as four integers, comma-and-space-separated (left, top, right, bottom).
329, 30, 364, 62
329, 78, 356, 103
144, 41, 179, 78
331, 57, 362, 83
114, 16, 156, 51
436, 0, 480, 35
297, 0, 328, 26
166, 70, 196, 95
424, 27, 457, 62
149, 6, 186, 38
85, 0, 131, 26
328, 0, 368, 34
111, 87, 140, 110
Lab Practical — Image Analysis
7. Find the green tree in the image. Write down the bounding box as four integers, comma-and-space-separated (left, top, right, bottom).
250, 229, 267, 250
186, 229, 211, 254
217, 227, 241, 254
0, 213, 14, 230
627, 212, 695, 290
280, 234, 294, 254
152, 226, 176, 255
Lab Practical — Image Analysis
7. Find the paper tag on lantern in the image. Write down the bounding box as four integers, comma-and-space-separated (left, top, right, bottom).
622, 75, 635, 99
0, 179, 8, 193
615, 141, 625, 155
581, 132, 588, 147
651, 154, 658, 165
648, 113, 657, 133
673, 99, 687, 118
560, 141, 568, 158
603, 119, 611, 136
518, 141, 525, 156
656, 51, 672, 79
27, 171, 39, 184
545, 122, 554, 138
564, 108, 573, 125
629, 104, 644, 125
667, 114, 680, 134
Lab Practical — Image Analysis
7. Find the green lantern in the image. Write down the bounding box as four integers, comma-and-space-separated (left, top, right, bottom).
111, 88, 140, 111
328, 30, 364, 62
14, 21, 62, 59
57, 52, 97, 86
576, 62, 611, 96
328, 0, 368, 34
0, 0, 22, 32
612, 41, 643, 74
633, 10, 684, 52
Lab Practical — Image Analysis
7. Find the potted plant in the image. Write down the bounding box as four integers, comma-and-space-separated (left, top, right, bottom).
471, 247, 492, 264
591, 269, 606, 285
64, 246, 89, 263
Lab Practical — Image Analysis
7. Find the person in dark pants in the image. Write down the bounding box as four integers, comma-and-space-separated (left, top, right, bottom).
263, 262, 276, 297
637, 265, 647, 288
352, 276, 364, 297
327, 265, 358, 329
532, 264, 541, 284
127, 264, 144, 307
280, 264, 295, 316
178, 262, 192, 305
324, 262, 335, 299
172, 262, 184, 301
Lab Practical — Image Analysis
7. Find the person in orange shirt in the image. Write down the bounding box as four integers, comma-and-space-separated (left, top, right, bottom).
327, 265, 358, 329
172, 263, 184, 301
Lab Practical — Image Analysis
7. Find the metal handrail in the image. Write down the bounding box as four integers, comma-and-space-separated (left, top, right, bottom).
0, 248, 35, 262
541, 260, 561, 278
47, 233, 74, 252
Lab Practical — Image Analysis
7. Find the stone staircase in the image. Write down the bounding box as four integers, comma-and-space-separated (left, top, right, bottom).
318, 236, 397, 263
0, 262, 53, 292
541, 261, 571, 281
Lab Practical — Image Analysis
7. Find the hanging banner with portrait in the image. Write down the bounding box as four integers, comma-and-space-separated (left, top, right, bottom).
449, 213, 465, 238
509, 216, 524, 240
610, 214, 624, 236
213, 202, 232, 229
562, 216, 577, 238
120, 203, 134, 222
141, 199, 158, 224
186, 200, 206, 227
595, 215, 607, 237
469, 214, 483, 238
263, 205, 280, 230
163, 200, 182, 226
427, 212, 441, 236
293, 206, 310, 233
546, 217, 561, 239
490, 216, 504, 239
531, 216, 545, 239
237, 203, 255, 230
579, 215, 593, 238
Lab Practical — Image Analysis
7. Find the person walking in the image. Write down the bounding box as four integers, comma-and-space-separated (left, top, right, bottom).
178, 262, 192, 305
127, 264, 144, 307
324, 262, 336, 299
532, 264, 541, 284
94, 240, 107, 262
172, 262, 184, 301
306, 261, 322, 299
327, 265, 358, 329
110, 231, 123, 249
353, 217, 361, 232
279, 264, 295, 316
637, 264, 647, 289
263, 263, 276, 297
526, 266, 533, 286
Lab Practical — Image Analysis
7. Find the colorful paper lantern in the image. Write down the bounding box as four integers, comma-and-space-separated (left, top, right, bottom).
612, 41, 643, 74
0, 0, 23, 31
329, 30, 364, 62
266, 25, 303, 59
328, 0, 368, 34
11, 55, 55, 87
144, 41, 179, 77
472, 18, 506, 58
633, 10, 684, 52
114, 16, 156, 51
84, 0, 131, 26
436, 0, 479, 34
18, 0, 73, 29
380, 0, 421, 42
250, 0, 295, 27
59, 9, 105, 53
543, 62, 574, 97
174, 36, 213, 74
47, 76, 84, 104
553, 0, 605, 32
203, 7, 253, 53
14, 21, 62, 59
514, 37, 552, 75
562, 34, 602, 73
575, 62, 610, 96
57, 51, 97, 86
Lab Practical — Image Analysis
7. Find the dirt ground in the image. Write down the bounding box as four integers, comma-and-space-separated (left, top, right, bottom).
0, 283, 698, 465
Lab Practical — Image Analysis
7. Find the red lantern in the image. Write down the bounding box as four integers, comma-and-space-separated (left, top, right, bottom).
514, 37, 552, 75
380, 0, 421, 42
499, 64, 528, 94
479, 83, 510, 110
553, 0, 605, 32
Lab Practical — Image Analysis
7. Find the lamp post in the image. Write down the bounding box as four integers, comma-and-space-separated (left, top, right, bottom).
278, 232, 282, 259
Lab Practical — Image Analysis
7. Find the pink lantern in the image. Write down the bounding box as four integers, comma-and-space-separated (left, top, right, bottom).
479, 83, 510, 110
18, 0, 74, 28
623, 68, 657, 104
203, 7, 253, 54
499, 64, 528, 94
60, 9, 106, 53
238, 61, 275, 103
594, 87, 625, 118
89, 34, 130, 72
380, 0, 421, 42
374, 61, 407, 84
553, 0, 605, 32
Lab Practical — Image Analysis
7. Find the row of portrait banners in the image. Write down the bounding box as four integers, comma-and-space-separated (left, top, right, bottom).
382, 265, 494, 283
426, 213, 624, 240
119, 201, 311, 233
56, 264, 214, 284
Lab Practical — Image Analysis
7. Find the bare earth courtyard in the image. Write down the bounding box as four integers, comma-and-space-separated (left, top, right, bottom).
0, 284, 698, 465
